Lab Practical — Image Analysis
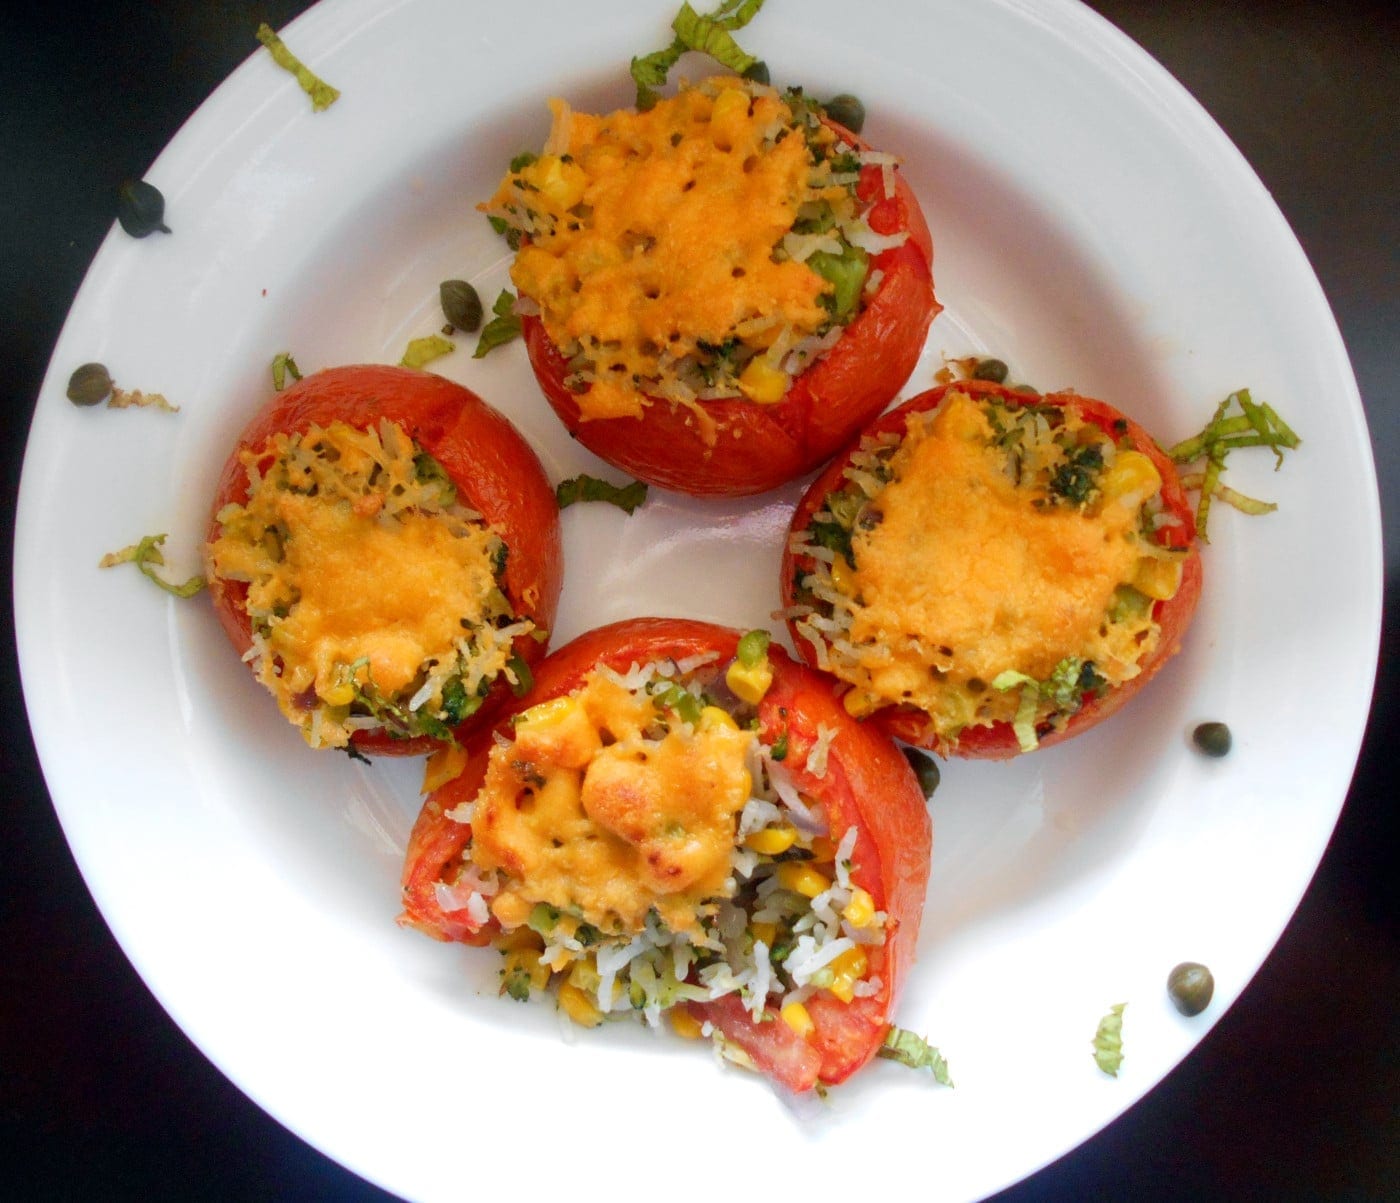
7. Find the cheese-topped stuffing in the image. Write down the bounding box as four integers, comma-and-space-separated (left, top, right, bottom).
791, 390, 1188, 744
436, 651, 889, 1034
206, 419, 530, 748
482, 78, 896, 423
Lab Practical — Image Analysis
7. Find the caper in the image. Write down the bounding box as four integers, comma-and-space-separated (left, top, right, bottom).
902, 746, 941, 800
823, 93, 866, 135
1192, 721, 1232, 757
439, 279, 484, 332
742, 60, 770, 86
116, 179, 171, 237
66, 362, 113, 406
972, 357, 1009, 383
1167, 961, 1215, 1016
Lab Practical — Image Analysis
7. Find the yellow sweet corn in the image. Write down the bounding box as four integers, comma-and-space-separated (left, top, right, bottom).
781, 1000, 815, 1038
726, 657, 773, 704
777, 861, 831, 898
829, 554, 857, 596
842, 886, 877, 929
521, 154, 587, 210
421, 741, 469, 794
746, 824, 798, 855
669, 1008, 705, 1040
828, 946, 870, 1003
698, 705, 739, 732
750, 920, 779, 949
1101, 449, 1162, 508
737, 358, 790, 404
557, 981, 604, 1028
1132, 554, 1184, 601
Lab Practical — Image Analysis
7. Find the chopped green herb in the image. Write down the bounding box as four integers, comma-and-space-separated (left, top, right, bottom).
1047, 443, 1105, 506
631, 0, 767, 110
271, 352, 302, 391
555, 474, 649, 514
255, 23, 340, 111
507, 653, 534, 697
877, 1026, 953, 1085
400, 333, 455, 369
500, 965, 534, 1002
736, 628, 770, 669
808, 241, 870, 322
769, 730, 789, 760
1168, 389, 1299, 542
473, 290, 523, 358
1092, 1002, 1127, 1077
99, 534, 206, 599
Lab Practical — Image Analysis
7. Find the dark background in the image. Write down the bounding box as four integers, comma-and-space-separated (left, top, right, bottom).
2, 2, 1395, 1199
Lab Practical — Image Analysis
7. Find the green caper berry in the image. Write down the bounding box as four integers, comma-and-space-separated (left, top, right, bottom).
823, 94, 866, 135
66, 362, 113, 406
742, 60, 770, 86
972, 357, 1009, 384
116, 179, 171, 238
1192, 721, 1232, 757
1167, 962, 1215, 1016
439, 279, 484, 332
901, 746, 941, 800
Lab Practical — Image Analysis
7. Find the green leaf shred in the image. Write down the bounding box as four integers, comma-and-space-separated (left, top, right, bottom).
555, 474, 649, 514
473, 290, 524, 358
400, 333, 455, 370
271, 352, 303, 391
631, 0, 767, 110
99, 534, 206, 599
1167, 389, 1300, 542
255, 24, 341, 112
1092, 1002, 1127, 1077
877, 1026, 954, 1086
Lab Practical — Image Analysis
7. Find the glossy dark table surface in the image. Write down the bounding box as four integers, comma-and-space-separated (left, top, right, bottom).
3, 2, 1395, 1198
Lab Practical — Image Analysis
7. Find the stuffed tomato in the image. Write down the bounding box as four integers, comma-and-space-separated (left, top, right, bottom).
782, 380, 1203, 758
482, 77, 938, 497
400, 617, 932, 1091
204, 364, 562, 755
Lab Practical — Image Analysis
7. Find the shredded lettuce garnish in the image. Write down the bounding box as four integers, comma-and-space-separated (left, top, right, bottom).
631, 0, 767, 110
877, 1026, 954, 1086
1168, 389, 1300, 542
992, 658, 1103, 752
99, 533, 206, 599
473, 290, 523, 359
255, 24, 340, 111
555, 474, 649, 514
1092, 1002, 1127, 1077
271, 352, 302, 391
400, 334, 455, 370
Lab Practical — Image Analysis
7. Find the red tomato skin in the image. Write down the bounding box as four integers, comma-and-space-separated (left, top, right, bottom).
205, 364, 563, 757
521, 154, 939, 498
781, 379, 1204, 759
399, 617, 932, 1091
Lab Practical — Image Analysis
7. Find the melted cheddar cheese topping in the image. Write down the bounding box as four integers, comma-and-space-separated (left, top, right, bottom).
470, 671, 756, 938
207, 420, 521, 748
483, 79, 856, 421
801, 391, 1182, 739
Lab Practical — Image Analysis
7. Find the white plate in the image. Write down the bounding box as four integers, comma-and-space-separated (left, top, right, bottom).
15, 1, 1381, 1200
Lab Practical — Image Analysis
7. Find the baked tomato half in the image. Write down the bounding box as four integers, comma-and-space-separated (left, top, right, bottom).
782, 379, 1203, 758
483, 77, 938, 497
400, 617, 932, 1092
204, 364, 563, 756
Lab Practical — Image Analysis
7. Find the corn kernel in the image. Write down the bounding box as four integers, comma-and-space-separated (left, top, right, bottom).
781, 1001, 815, 1038
495, 926, 545, 953
842, 687, 879, 717
829, 554, 857, 596
746, 824, 798, 856
522, 154, 587, 210
710, 86, 752, 149
1101, 449, 1162, 508
1132, 554, 1183, 601
489, 892, 533, 928
421, 742, 469, 794
698, 705, 739, 732
828, 947, 870, 1003
319, 680, 356, 707
843, 887, 877, 929
737, 358, 790, 404
726, 657, 773, 704
750, 921, 779, 949
776, 861, 831, 898
517, 694, 581, 729
557, 981, 604, 1028
669, 1007, 705, 1040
